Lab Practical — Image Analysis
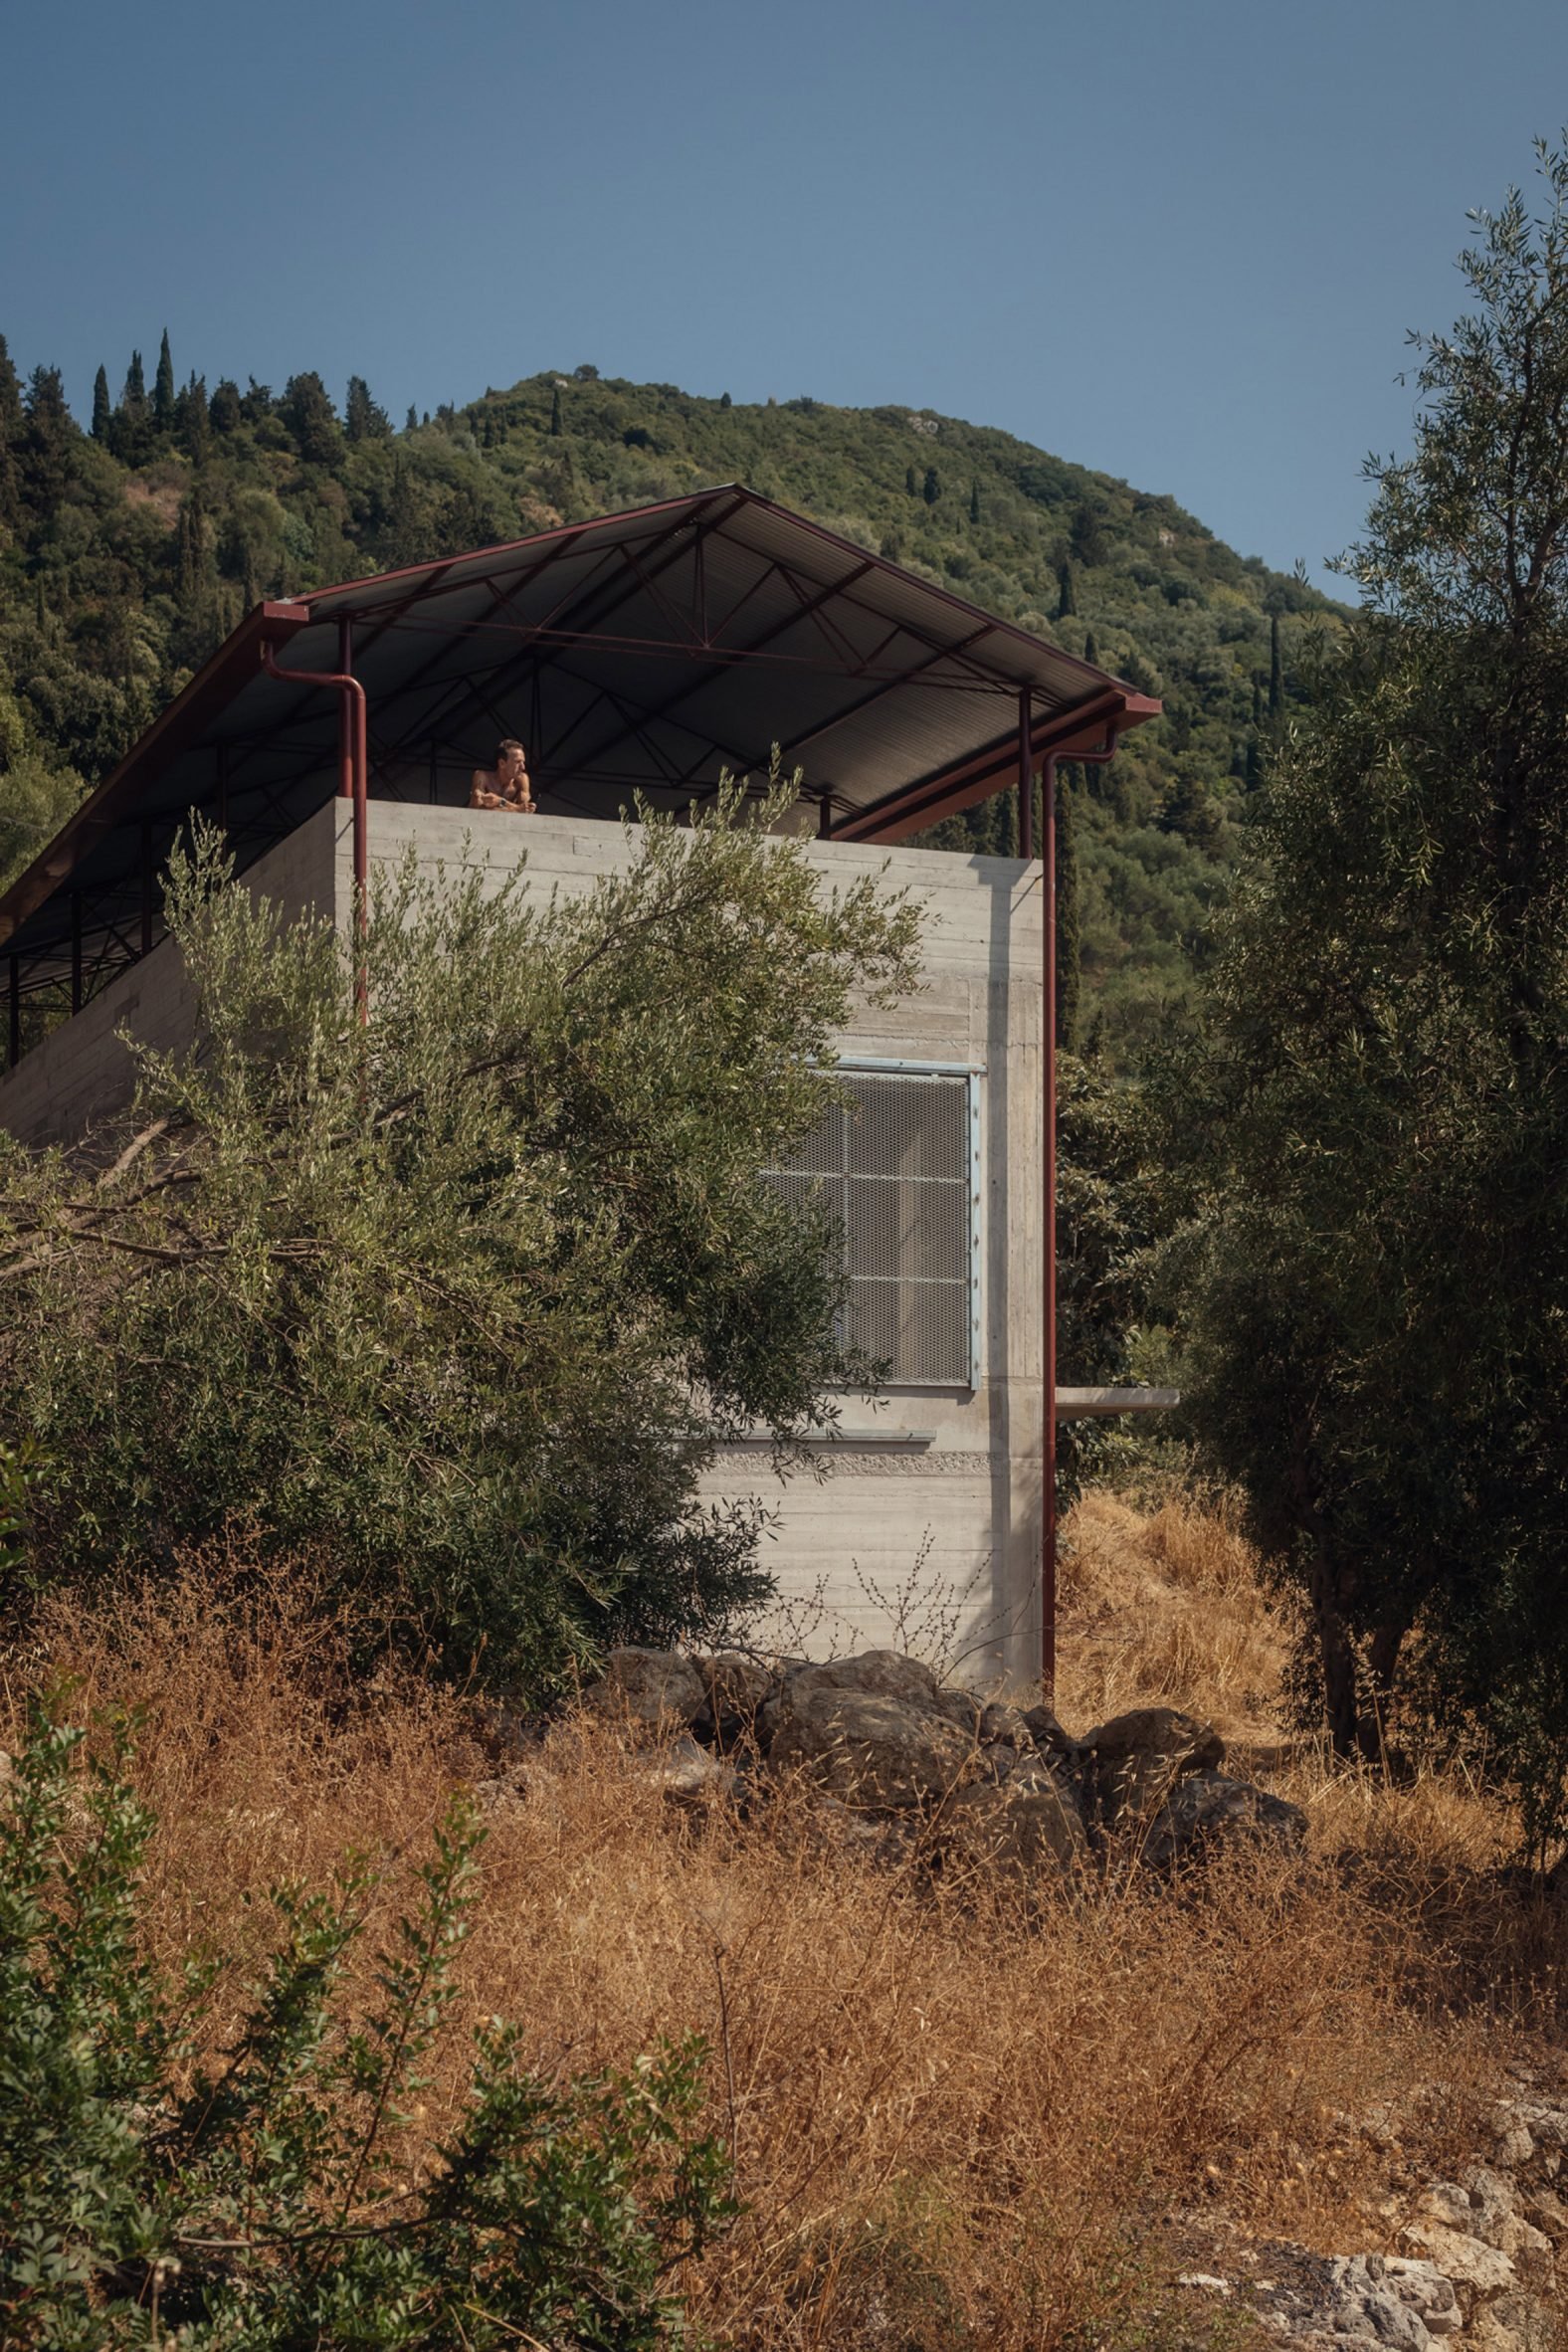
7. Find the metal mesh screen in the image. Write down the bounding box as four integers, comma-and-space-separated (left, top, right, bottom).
765, 1071, 973, 1386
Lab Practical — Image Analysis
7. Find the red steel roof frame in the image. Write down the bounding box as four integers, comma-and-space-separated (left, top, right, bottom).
0, 486, 1160, 958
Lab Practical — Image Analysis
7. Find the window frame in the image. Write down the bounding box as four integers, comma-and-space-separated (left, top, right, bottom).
814, 1055, 985, 1393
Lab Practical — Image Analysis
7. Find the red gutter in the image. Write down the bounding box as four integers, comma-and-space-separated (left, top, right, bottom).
829, 687, 1160, 845
261, 618, 369, 1025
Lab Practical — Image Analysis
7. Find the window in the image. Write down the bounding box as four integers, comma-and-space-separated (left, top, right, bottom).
765, 1065, 979, 1387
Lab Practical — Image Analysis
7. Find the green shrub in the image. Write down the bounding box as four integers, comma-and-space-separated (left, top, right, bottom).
0, 780, 919, 1693
0, 1707, 734, 2349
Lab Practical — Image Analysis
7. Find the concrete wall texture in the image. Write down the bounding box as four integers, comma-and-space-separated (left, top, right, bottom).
0, 800, 1046, 1688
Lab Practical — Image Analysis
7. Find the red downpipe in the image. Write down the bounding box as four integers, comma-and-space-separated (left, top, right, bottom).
262, 624, 369, 1024
1040, 731, 1121, 1698
1041, 751, 1058, 1695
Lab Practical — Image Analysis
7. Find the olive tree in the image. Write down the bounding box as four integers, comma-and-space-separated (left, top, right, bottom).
0, 781, 920, 1692
1170, 143, 1568, 1844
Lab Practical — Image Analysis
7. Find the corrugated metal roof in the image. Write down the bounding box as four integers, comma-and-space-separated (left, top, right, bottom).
0, 487, 1157, 980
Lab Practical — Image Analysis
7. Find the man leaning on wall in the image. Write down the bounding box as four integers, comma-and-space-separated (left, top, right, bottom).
470, 739, 536, 813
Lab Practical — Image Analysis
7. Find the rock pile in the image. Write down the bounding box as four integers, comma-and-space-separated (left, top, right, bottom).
1172, 2089, 1568, 2352
578, 1644, 1307, 1876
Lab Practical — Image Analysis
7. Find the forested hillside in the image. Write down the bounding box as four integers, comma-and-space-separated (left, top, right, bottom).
0, 335, 1346, 1055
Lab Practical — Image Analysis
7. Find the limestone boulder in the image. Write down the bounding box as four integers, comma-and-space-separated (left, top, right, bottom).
1021, 1702, 1078, 1764
691, 1652, 774, 1745
1315, 2254, 1441, 2351
1381, 2257, 1463, 2337
582, 1647, 704, 1737
1139, 1770, 1308, 1869
1396, 2223, 1515, 2297
939, 1755, 1088, 1875
1080, 1705, 1226, 1828
766, 1655, 981, 1810
637, 1733, 736, 1804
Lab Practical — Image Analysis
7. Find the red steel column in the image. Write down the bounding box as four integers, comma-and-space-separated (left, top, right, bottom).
1042, 751, 1058, 1696
1018, 688, 1034, 862
262, 627, 369, 1026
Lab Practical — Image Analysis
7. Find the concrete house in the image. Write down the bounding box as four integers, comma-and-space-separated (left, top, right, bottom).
0, 490, 1164, 1687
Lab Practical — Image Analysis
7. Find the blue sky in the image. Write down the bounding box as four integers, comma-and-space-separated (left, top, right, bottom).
4, 0, 1564, 592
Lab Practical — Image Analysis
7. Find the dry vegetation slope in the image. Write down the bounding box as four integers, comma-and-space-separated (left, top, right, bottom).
7, 1494, 1568, 2351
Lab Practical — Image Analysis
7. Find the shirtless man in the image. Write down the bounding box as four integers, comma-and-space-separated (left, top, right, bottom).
470, 738, 536, 814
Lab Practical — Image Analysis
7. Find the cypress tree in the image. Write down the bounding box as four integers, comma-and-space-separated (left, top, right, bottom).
345, 375, 390, 443
969, 479, 980, 524
91, 365, 112, 442
1056, 766, 1080, 1051
1057, 561, 1076, 619
208, 379, 242, 436
280, 372, 342, 467
905, 465, 918, 497
1082, 630, 1098, 668
719, 390, 732, 410
0, 334, 22, 528
173, 375, 208, 468
122, 349, 146, 417
22, 366, 76, 518
176, 481, 209, 605
1070, 500, 1106, 567
153, 330, 175, 434
922, 466, 940, 505
1269, 613, 1283, 718
550, 385, 563, 436
117, 349, 150, 464
405, 405, 419, 434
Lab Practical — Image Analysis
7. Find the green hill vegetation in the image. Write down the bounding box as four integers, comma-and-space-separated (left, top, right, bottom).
0, 335, 1346, 1056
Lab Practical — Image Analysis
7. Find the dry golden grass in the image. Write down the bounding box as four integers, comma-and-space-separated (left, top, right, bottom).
1057, 1486, 1295, 1747
6, 1501, 1567, 2351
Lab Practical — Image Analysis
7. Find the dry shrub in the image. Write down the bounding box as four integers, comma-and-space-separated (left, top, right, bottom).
1058, 1488, 1295, 1745
7, 1519, 1567, 2352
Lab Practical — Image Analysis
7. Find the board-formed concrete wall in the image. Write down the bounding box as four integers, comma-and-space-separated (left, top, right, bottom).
0, 800, 1045, 1687
0, 806, 343, 1152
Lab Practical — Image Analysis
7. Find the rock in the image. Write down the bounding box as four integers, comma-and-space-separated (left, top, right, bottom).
1524, 2185, 1568, 2241
766, 1659, 981, 1809
691, 1652, 773, 1744
1315, 2253, 1436, 2350
758, 1650, 947, 1748
939, 1756, 1088, 1874
1080, 1705, 1225, 1827
1137, 1769, 1308, 1868
1418, 2185, 1473, 2233
1382, 2257, 1463, 2336
930, 1685, 985, 1736
1461, 2164, 1518, 2247
1469, 2292, 1558, 2352
638, 1734, 735, 1804
1496, 2217, 1555, 2289
1022, 1702, 1078, 1761
1498, 2098, 1568, 2150
1175, 2272, 1231, 2294
980, 1700, 1030, 1748
1492, 2110, 1538, 2168
582, 1648, 703, 1736
1084, 1704, 1226, 1768
1396, 2223, 1515, 2295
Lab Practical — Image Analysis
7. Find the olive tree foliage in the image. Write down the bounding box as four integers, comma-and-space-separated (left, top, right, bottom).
1166, 142, 1568, 1843
0, 782, 920, 1691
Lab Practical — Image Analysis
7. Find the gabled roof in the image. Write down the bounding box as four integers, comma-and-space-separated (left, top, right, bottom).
0, 485, 1158, 981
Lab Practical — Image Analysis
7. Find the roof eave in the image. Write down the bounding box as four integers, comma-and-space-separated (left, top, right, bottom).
828, 688, 1162, 845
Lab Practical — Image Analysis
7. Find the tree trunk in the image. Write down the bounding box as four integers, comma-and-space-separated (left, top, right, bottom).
1356, 1613, 1412, 1765
1307, 1540, 1362, 1758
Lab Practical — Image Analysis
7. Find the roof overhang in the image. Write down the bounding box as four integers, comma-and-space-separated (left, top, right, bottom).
0, 486, 1159, 975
